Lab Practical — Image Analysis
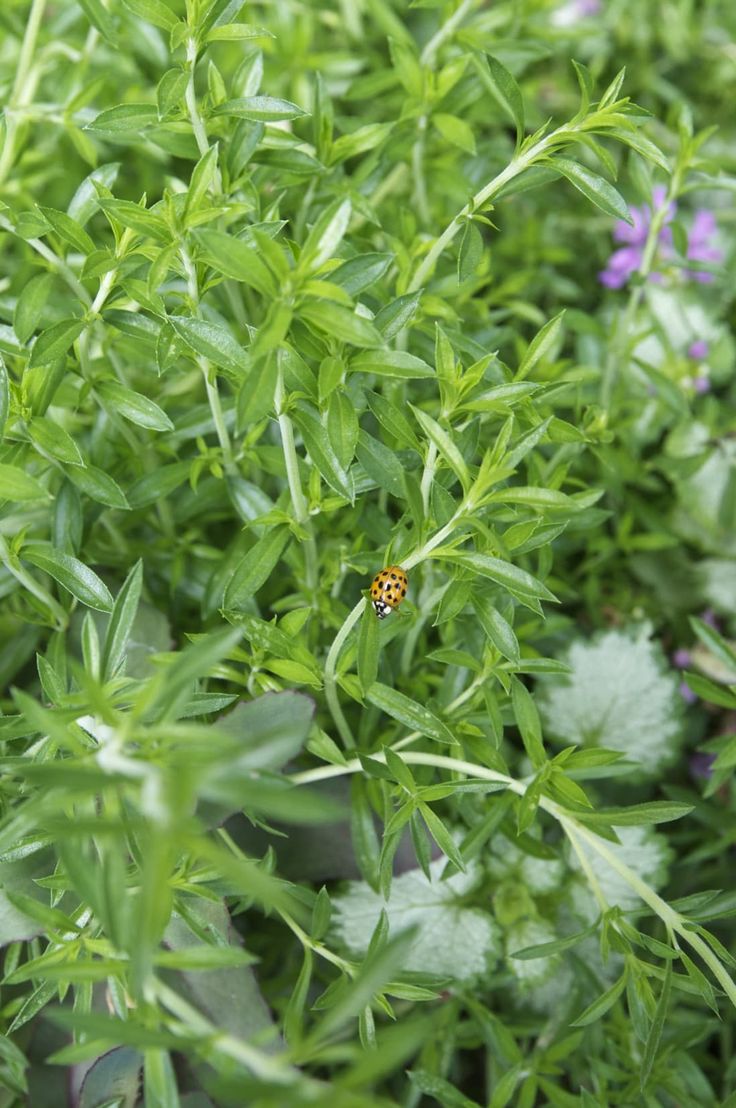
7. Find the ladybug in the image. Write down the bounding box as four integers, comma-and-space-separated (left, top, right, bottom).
370, 565, 408, 619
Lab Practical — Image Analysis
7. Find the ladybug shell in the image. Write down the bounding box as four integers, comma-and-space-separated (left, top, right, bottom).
370, 565, 408, 618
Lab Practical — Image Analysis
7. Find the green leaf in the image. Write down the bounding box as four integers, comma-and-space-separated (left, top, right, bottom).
511, 679, 545, 767
575, 802, 694, 827
355, 430, 404, 497
640, 960, 671, 1090
299, 197, 352, 274
684, 670, 736, 709
78, 1047, 142, 1108
121, 0, 177, 30
511, 918, 600, 960
432, 112, 476, 154
28, 319, 85, 368
476, 54, 525, 147
458, 220, 483, 282
472, 596, 520, 662
97, 381, 173, 431
291, 403, 354, 502
552, 157, 633, 224
28, 414, 83, 465
516, 312, 565, 381
102, 560, 143, 679
13, 272, 53, 345
194, 229, 277, 295
67, 465, 129, 509
367, 683, 454, 744
0, 463, 50, 502
299, 302, 382, 347
86, 104, 158, 134
168, 316, 250, 373
0, 356, 7, 442
409, 405, 470, 492
357, 600, 379, 694
212, 96, 307, 122
571, 971, 628, 1027
22, 543, 113, 612
224, 526, 291, 610
350, 350, 434, 379
436, 551, 557, 604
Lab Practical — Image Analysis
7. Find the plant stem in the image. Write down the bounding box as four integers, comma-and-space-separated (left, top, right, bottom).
420, 0, 478, 67
180, 246, 234, 466
601, 180, 680, 408
275, 359, 319, 600
289, 751, 736, 1010
407, 134, 555, 293
0, 0, 47, 186
185, 38, 223, 190
323, 599, 364, 750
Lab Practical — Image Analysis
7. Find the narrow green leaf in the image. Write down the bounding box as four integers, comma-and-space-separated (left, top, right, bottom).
640, 960, 671, 1090
120, 0, 178, 30
224, 526, 291, 610
28, 319, 85, 368
102, 560, 143, 679
212, 96, 307, 122
435, 551, 557, 604
0, 463, 50, 502
476, 54, 525, 147
575, 802, 694, 827
97, 381, 173, 432
299, 197, 352, 274
350, 350, 434, 379
367, 683, 454, 744
410, 405, 470, 492
571, 971, 628, 1027
473, 596, 519, 661
552, 157, 633, 224
516, 313, 565, 381
291, 404, 354, 502
168, 316, 249, 373
22, 543, 113, 612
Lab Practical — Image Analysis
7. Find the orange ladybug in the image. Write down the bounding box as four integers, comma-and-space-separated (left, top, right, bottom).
370, 565, 408, 619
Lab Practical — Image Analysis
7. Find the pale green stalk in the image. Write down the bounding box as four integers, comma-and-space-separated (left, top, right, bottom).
0, 0, 48, 185
180, 246, 234, 467
275, 360, 319, 599
289, 751, 736, 1009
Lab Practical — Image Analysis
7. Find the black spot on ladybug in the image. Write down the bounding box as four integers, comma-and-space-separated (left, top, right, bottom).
401, 588, 406, 597
390, 573, 397, 579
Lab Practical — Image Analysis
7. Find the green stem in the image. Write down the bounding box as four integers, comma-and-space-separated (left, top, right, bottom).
420, 0, 478, 67
289, 751, 736, 1011
180, 246, 233, 466
407, 126, 572, 293
275, 360, 319, 599
601, 178, 680, 408
323, 599, 364, 750
412, 116, 430, 227
0, 0, 48, 186
184, 38, 223, 190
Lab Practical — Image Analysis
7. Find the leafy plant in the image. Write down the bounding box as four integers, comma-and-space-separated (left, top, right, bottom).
0, 0, 735, 1105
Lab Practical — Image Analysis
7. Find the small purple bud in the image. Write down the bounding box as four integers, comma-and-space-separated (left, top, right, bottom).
693, 376, 711, 395
701, 609, 719, 630
688, 340, 709, 360
679, 681, 698, 704
689, 752, 716, 781
672, 648, 692, 669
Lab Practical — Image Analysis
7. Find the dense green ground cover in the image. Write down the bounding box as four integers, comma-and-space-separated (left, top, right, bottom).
0, 0, 735, 1104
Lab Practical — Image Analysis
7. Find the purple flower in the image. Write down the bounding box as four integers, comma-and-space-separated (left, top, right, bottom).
679, 680, 698, 704
688, 340, 709, 360
693, 376, 711, 395
599, 189, 721, 289
598, 187, 673, 289
673, 648, 692, 669
689, 752, 716, 780
551, 0, 601, 25
686, 210, 722, 283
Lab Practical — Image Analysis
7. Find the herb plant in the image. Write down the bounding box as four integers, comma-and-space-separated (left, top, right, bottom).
0, 1, 735, 1105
